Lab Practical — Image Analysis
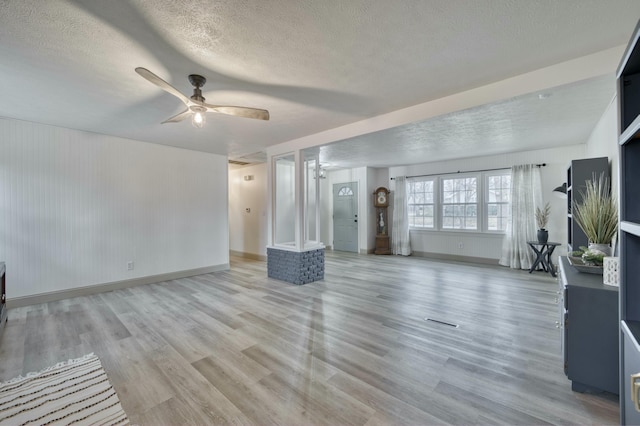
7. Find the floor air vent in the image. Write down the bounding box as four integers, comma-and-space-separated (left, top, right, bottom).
425, 318, 459, 328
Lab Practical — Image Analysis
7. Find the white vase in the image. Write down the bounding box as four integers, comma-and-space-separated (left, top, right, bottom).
588, 243, 612, 256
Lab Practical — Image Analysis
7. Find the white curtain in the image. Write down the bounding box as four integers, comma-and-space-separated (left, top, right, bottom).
392, 176, 412, 256
499, 164, 543, 269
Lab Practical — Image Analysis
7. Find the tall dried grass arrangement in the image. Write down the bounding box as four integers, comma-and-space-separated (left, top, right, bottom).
535, 202, 551, 229
573, 173, 618, 244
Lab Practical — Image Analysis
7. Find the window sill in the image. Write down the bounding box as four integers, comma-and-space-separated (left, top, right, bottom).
409, 228, 505, 238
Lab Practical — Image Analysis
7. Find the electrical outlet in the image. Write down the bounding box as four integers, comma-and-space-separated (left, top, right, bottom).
127, 261, 134, 271
458, 243, 464, 249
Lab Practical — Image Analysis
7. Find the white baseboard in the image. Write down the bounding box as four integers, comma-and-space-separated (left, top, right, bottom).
229, 250, 267, 261
411, 250, 499, 266
7, 264, 229, 308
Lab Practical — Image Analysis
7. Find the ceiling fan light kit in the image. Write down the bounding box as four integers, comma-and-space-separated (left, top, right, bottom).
135, 67, 269, 128
191, 106, 206, 128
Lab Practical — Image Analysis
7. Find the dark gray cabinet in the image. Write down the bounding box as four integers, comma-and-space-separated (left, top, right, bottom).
623, 323, 640, 425
558, 257, 619, 394
0, 262, 4, 336
618, 19, 640, 424
566, 157, 609, 253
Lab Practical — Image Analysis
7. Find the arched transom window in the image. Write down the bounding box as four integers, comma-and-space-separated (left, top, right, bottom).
338, 187, 354, 196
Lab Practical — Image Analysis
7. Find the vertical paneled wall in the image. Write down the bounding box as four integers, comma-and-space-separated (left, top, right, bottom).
0, 118, 229, 299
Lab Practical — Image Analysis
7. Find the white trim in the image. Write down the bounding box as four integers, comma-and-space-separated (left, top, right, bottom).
411, 250, 499, 265
621, 221, 640, 237
267, 243, 325, 253
295, 150, 303, 249
7, 264, 230, 309
440, 173, 480, 231
408, 170, 510, 234
409, 228, 504, 238
622, 320, 640, 352
484, 170, 511, 232
407, 177, 436, 229
271, 152, 295, 247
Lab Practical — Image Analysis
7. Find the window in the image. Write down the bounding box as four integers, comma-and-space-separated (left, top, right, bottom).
407, 170, 511, 233
338, 187, 354, 196
273, 154, 295, 245
486, 174, 511, 231
407, 179, 435, 228
442, 177, 477, 230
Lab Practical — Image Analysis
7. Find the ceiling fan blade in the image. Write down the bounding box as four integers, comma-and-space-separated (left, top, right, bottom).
203, 103, 270, 121
135, 67, 194, 106
161, 109, 192, 124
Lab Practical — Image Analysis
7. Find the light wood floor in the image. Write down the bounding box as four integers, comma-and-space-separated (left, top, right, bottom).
0, 252, 618, 425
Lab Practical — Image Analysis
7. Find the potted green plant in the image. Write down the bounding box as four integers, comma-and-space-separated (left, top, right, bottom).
573, 173, 618, 256
570, 246, 607, 266
535, 202, 550, 243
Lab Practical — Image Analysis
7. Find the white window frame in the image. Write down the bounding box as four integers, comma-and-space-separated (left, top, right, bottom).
440, 173, 479, 232
407, 178, 437, 229
484, 171, 511, 233
407, 170, 511, 234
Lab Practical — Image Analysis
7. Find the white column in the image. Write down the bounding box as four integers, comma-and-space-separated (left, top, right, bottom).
294, 149, 303, 250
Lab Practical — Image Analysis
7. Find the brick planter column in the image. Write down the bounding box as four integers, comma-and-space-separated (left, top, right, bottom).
267, 246, 325, 285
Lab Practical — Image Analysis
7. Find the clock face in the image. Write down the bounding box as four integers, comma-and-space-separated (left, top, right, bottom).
377, 191, 387, 204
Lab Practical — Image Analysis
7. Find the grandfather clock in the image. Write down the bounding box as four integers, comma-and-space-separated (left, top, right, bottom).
374, 187, 391, 255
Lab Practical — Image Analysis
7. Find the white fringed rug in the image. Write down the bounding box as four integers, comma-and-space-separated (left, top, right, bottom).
0, 353, 128, 425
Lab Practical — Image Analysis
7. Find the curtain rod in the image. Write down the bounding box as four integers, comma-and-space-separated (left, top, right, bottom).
390, 163, 546, 180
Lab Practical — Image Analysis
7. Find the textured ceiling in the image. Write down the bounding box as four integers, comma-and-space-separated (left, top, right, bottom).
0, 1, 638, 166
312, 75, 616, 168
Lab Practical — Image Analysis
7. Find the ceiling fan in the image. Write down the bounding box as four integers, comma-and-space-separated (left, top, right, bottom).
135, 67, 269, 128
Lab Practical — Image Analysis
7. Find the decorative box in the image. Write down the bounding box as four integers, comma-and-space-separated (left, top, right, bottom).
603, 256, 619, 287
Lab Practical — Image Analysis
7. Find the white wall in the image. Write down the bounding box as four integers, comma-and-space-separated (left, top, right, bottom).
244, 109, 616, 261
389, 145, 586, 261
228, 163, 268, 257
586, 95, 619, 193
0, 118, 229, 299
245, 134, 614, 262
585, 95, 620, 253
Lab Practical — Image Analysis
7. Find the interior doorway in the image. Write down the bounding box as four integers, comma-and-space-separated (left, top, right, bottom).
333, 182, 358, 252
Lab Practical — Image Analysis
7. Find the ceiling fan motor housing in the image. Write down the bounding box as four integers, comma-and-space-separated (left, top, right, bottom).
188, 74, 206, 102
188, 74, 206, 88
